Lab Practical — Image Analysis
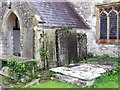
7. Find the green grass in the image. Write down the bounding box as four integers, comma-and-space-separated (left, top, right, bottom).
29, 72, 119, 88
91, 72, 119, 88
80, 54, 120, 62
11, 54, 120, 88
18, 72, 119, 88
30, 81, 80, 88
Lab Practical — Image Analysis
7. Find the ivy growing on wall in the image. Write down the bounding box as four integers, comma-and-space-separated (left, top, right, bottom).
61, 27, 72, 36
39, 30, 47, 70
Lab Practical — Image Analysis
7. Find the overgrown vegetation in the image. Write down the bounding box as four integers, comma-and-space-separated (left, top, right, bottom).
30, 63, 120, 88
90, 72, 119, 88
7, 58, 39, 83
39, 30, 47, 70
38, 28, 72, 70
62, 27, 72, 36
90, 67, 120, 88
89, 61, 120, 88
4, 54, 120, 88
79, 54, 120, 62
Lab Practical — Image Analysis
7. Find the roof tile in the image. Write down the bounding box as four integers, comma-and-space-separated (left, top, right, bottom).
29, 1, 89, 28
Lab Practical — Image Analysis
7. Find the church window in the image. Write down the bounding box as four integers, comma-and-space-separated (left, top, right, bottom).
97, 4, 120, 44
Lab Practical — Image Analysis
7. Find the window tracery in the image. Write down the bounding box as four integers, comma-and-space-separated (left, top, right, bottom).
97, 4, 120, 44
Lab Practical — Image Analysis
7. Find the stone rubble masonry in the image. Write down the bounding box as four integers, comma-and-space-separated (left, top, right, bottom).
34, 26, 87, 68
0, 0, 119, 68
70, 0, 120, 57
0, 2, 35, 58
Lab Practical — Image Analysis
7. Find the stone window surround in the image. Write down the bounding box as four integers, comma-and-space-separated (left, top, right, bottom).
96, 3, 120, 44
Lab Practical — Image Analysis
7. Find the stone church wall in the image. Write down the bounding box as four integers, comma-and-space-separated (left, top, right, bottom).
0, 1, 35, 58
34, 27, 58, 68
70, 0, 120, 57
0, 0, 119, 66
0, 1, 3, 55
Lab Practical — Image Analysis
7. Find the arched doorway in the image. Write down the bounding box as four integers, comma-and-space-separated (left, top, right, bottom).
13, 16, 20, 56
4, 12, 21, 56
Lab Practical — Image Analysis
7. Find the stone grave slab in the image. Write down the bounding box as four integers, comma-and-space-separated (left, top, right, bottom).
50, 63, 116, 87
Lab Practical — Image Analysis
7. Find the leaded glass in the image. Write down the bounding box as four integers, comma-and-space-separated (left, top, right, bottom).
104, 7, 112, 13
100, 13, 107, 39
109, 11, 117, 39
99, 8, 103, 13
115, 6, 120, 12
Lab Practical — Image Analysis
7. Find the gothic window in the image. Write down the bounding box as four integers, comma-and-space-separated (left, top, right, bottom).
100, 13, 107, 39
99, 8, 103, 13
115, 6, 120, 12
104, 7, 112, 13
109, 11, 117, 39
97, 4, 120, 44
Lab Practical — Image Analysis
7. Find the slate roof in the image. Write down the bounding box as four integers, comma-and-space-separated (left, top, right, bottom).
29, 1, 89, 28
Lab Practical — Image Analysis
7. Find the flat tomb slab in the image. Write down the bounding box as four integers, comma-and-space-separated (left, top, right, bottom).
50, 64, 107, 80
50, 63, 116, 87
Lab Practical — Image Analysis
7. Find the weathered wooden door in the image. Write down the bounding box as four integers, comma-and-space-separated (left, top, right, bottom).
77, 33, 87, 59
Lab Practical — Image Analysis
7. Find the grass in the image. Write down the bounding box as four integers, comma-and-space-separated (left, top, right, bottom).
90, 72, 119, 88
0, 75, 10, 85
29, 73, 119, 88
9, 54, 120, 88
29, 65, 120, 88
79, 54, 120, 62
12, 71, 119, 89
29, 80, 80, 88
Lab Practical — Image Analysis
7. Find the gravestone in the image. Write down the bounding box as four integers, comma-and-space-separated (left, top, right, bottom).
56, 29, 77, 66
77, 33, 87, 59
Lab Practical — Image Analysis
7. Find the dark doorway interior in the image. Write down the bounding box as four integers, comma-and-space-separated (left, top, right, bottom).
13, 17, 21, 56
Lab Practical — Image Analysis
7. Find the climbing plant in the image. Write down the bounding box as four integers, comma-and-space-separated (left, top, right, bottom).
61, 27, 72, 36
8, 58, 27, 80
39, 30, 47, 70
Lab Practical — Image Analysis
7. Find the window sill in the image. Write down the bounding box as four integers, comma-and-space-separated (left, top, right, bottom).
97, 40, 120, 45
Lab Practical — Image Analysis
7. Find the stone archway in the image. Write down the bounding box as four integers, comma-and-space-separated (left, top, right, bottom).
2, 12, 21, 56
13, 15, 20, 56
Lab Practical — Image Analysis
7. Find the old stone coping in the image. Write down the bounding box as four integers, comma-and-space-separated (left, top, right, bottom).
0, 55, 36, 79
50, 62, 116, 87
0, 55, 36, 63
